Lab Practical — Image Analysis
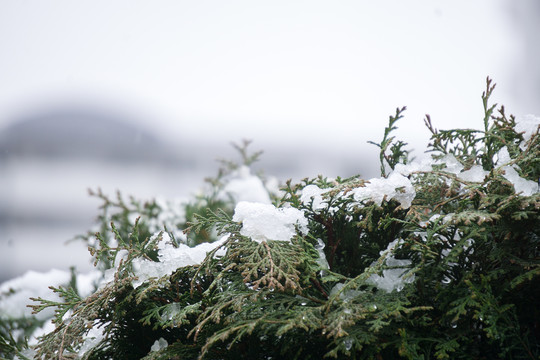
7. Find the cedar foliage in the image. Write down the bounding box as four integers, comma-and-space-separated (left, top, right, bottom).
1, 78, 539, 359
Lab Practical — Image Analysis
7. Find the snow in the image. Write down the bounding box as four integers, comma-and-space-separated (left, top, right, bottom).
495, 146, 512, 166
0, 269, 71, 320
501, 166, 538, 196
28, 319, 55, 346
494, 147, 538, 196
76, 271, 102, 297
515, 114, 540, 150
458, 165, 489, 183
343, 337, 353, 351
79, 325, 106, 357
393, 158, 433, 176
2, 111, 539, 353
439, 154, 464, 175
368, 239, 414, 293
264, 176, 281, 197
329, 239, 415, 295
150, 337, 169, 352
300, 184, 328, 210
329, 282, 362, 301
220, 165, 272, 204
232, 201, 308, 243
0, 268, 103, 350
147, 197, 188, 243
314, 238, 329, 269
352, 172, 416, 209
131, 232, 228, 288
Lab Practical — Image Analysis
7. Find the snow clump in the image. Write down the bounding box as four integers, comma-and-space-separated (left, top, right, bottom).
393, 157, 433, 176
368, 239, 414, 293
352, 172, 416, 209
220, 165, 272, 204
515, 114, 540, 150
439, 154, 464, 174
232, 201, 308, 243
131, 232, 228, 288
300, 184, 329, 210
494, 146, 538, 196
458, 165, 489, 183
150, 337, 169, 352
501, 166, 538, 196
147, 197, 188, 243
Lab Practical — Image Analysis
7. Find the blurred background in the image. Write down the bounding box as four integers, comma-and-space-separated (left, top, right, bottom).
1, 0, 539, 283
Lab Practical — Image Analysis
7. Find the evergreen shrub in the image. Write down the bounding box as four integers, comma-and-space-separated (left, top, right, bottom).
1, 78, 539, 359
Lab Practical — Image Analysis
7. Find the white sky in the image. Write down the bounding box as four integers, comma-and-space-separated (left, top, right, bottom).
0, 0, 527, 157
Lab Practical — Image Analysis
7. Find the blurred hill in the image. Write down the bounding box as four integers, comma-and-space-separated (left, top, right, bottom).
0, 106, 184, 164
0, 106, 195, 283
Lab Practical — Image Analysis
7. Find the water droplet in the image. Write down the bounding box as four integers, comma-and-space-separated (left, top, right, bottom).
343, 338, 353, 351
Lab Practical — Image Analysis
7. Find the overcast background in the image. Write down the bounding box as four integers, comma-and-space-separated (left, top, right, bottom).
1, 1, 539, 282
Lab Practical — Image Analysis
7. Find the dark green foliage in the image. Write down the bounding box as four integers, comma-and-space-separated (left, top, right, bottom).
2, 78, 539, 359
368, 106, 412, 177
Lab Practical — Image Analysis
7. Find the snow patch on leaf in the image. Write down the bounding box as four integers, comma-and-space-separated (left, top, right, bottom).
439, 154, 464, 174
352, 172, 416, 209
368, 239, 414, 293
131, 233, 227, 288
458, 165, 488, 182
300, 184, 329, 210
220, 165, 272, 204
232, 201, 308, 243
501, 166, 538, 196
515, 114, 540, 150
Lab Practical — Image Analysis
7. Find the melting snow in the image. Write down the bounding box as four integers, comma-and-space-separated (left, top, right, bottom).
439, 154, 464, 174
495, 146, 512, 166
220, 165, 272, 204
131, 232, 228, 288
515, 114, 540, 150
368, 239, 414, 292
300, 184, 328, 210
0, 269, 71, 320
458, 165, 488, 182
314, 238, 329, 269
232, 201, 308, 243
147, 197, 188, 243
494, 147, 538, 196
150, 337, 169, 352
393, 158, 433, 176
501, 166, 538, 196
352, 172, 416, 209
